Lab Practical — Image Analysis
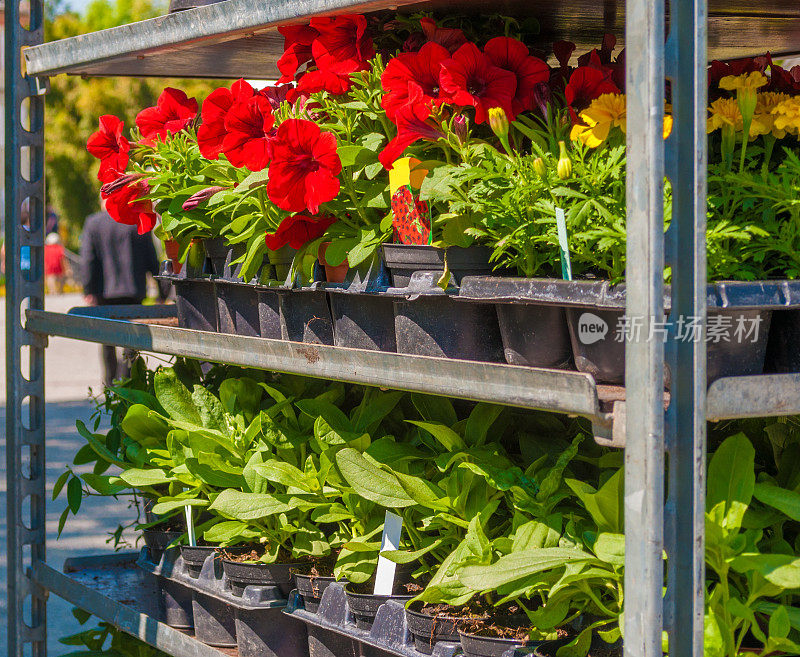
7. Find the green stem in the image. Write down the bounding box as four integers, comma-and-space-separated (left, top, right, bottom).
343, 174, 369, 226
739, 118, 751, 173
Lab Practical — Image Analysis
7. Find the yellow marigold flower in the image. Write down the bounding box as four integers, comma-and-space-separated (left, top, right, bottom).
772, 97, 800, 136
707, 97, 742, 132
755, 92, 790, 138
719, 71, 768, 92
663, 114, 673, 139
570, 93, 626, 147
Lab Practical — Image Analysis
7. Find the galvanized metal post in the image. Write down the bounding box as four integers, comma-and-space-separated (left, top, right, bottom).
5, 0, 47, 652
624, 0, 665, 656
665, 0, 707, 656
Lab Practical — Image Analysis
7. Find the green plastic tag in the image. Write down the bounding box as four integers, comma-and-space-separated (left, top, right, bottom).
556, 207, 572, 281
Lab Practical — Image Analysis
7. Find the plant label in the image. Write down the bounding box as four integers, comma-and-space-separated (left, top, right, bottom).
185, 504, 196, 547
556, 207, 572, 281
373, 511, 403, 595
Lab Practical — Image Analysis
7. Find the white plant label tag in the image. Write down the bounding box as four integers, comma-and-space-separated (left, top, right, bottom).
373, 511, 403, 595
185, 504, 196, 547
556, 207, 573, 281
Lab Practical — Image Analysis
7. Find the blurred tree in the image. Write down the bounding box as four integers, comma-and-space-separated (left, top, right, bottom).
44, 0, 220, 249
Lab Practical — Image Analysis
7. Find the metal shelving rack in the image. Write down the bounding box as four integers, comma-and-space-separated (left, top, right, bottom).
5, 0, 800, 655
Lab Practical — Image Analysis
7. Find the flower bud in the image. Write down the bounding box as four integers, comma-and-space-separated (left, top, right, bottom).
182, 186, 226, 212
532, 157, 546, 178
557, 141, 572, 179
100, 173, 141, 197
488, 107, 510, 139
453, 114, 468, 144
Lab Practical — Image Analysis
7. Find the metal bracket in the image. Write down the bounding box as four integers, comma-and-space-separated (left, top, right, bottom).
593, 402, 626, 449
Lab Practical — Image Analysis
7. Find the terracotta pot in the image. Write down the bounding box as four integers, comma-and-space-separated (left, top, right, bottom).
164, 239, 182, 275
318, 242, 349, 284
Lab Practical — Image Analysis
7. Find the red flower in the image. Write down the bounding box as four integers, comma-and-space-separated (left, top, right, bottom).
553, 41, 576, 70
277, 24, 319, 83
382, 42, 451, 121
102, 179, 157, 235
403, 17, 467, 54
267, 119, 342, 214
289, 68, 352, 102
484, 37, 549, 115
709, 56, 767, 86
222, 95, 275, 171
309, 15, 374, 76
136, 88, 198, 145
564, 66, 620, 111
439, 42, 517, 123
265, 213, 337, 251
577, 34, 617, 67
261, 84, 292, 110
769, 62, 800, 93
379, 95, 445, 170
87, 115, 130, 181
197, 79, 254, 159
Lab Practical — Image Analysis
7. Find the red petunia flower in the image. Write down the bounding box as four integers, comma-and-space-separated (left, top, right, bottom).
87, 115, 130, 181
309, 15, 374, 76
102, 179, 157, 235
265, 213, 338, 251
484, 37, 549, 115
403, 17, 468, 54
289, 68, 353, 102
261, 84, 293, 110
709, 56, 767, 87
197, 79, 254, 160
769, 61, 800, 93
379, 94, 445, 170
577, 34, 617, 67
277, 24, 319, 83
222, 95, 275, 171
439, 42, 517, 123
267, 119, 342, 214
136, 88, 198, 145
382, 42, 451, 121
553, 40, 576, 70
564, 66, 620, 111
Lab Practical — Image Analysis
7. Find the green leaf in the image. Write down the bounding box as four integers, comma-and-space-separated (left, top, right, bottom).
459, 548, 595, 590
753, 482, 800, 522
191, 386, 226, 432
335, 448, 415, 508
729, 553, 800, 589
407, 421, 466, 451
706, 433, 755, 531
80, 474, 127, 496
593, 532, 625, 567
565, 468, 624, 533
394, 471, 448, 510
253, 460, 319, 493
464, 403, 504, 446
67, 476, 82, 514
410, 393, 457, 426
381, 539, 444, 564
769, 605, 791, 640
120, 404, 170, 446
118, 468, 174, 487
154, 369, 202, 426
152, 498, 209, 514
53, 470, 71, 500
203, 520, 260, 544
209, 489, 298, 520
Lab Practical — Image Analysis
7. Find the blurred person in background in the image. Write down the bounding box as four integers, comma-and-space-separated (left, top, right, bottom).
81, 200, 160, 386
44, 232, 69, 293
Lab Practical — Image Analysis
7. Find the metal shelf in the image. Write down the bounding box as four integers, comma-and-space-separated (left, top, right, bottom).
32, 554, 237, 657
23, 0, 800, 79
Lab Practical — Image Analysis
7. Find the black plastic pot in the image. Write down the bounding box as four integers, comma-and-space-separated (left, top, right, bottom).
459, 630, 543, 657
180, 545, 216, 579
142, 529, 182, 563
203, 237, 229, 278
382, 244, 494, 288
258, 289, 283, 339
222, 559, 301, 597
279, 289, 335, 345
765, 309, 800, 373
216, 281, 261, 337
406, 608, 471, 655
328, 291, 397, 352
160, 576, 194, 629
392, 273, 504, 362
173, 278, 218, 332
458, 278, 573, 368
235, 592, 309, 657
295, 574, 341, 614
344, 585, 413, 631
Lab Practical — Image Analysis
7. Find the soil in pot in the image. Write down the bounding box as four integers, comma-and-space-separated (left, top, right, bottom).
319, 242, 349, 283
406, 602, 489, 654
221, 547, 304, 597
382, 244, 494, 287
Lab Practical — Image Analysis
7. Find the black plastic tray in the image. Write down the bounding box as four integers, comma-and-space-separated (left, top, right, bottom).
138, 548, 308, 657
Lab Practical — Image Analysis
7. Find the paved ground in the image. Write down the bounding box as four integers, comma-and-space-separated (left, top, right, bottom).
1, 293, 138, 654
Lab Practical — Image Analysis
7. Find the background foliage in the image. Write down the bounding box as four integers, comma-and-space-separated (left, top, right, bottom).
44, 0, 221, 249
